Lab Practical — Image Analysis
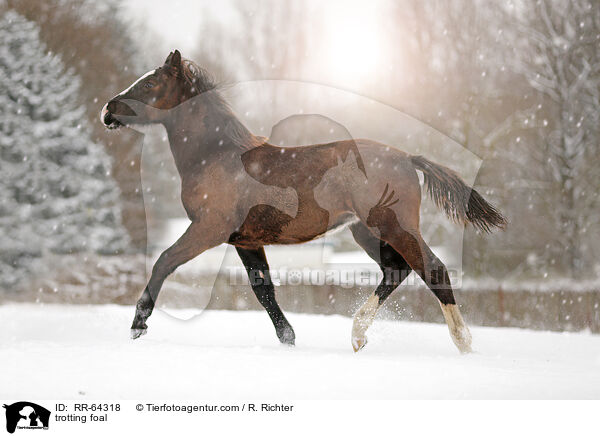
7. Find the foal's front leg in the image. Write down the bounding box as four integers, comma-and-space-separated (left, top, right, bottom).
131, 222, 222, 339
235, 246, 295, 345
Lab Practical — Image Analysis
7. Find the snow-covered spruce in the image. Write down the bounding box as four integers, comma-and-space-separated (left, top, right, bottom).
0, 11, 129, 289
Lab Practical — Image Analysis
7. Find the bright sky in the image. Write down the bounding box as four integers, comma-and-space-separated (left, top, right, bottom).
124, 0, 395, 86
124, 0, 214, 55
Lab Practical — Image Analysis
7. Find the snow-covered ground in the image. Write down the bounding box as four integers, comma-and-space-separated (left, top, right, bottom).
1, 304, 599, 399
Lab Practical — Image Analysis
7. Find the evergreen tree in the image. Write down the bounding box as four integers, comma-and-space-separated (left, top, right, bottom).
0, 10, 129, 289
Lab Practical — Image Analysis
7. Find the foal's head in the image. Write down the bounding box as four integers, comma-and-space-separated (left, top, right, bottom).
101, 50, 215, 129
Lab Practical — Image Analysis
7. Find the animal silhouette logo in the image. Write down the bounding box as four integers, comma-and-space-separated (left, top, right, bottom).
3, 402, 50, 433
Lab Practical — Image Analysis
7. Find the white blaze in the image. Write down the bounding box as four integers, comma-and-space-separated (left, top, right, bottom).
117, 69, 156, 97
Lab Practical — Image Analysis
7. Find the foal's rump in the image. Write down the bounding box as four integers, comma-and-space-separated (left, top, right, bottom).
345, 139, 506, 234
342, 140, 423, 231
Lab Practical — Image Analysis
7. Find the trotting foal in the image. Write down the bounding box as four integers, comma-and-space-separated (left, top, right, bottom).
102, 50, 506, 353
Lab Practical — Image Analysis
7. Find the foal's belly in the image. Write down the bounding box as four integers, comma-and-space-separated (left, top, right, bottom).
227, 204, 356, 249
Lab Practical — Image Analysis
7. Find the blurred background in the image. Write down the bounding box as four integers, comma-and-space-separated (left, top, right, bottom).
1, 0, 599, 332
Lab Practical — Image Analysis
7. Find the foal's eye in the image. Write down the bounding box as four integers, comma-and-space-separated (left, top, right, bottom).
144, 81, 155, 89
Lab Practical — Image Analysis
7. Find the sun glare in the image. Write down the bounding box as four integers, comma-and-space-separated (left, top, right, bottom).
320, 3, 386, 84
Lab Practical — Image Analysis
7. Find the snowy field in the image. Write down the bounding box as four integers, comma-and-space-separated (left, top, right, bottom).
1, 304, 599, 400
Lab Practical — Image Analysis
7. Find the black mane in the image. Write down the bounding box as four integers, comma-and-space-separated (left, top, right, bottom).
182, 59, 263, 150
181, 58, 218, 94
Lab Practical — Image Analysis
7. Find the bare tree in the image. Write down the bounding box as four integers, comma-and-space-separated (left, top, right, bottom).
504, 0, 600, 276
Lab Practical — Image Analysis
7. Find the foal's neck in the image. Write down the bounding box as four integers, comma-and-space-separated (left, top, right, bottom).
162, 98, 258, 177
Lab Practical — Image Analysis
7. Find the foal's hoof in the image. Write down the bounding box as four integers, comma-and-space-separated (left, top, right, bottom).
454, 335, 473, 354
352, 335, 367, 352
130, 328, 147, 340
458, 344, 473, 354
450, 326, 473, 354
277, 326, 296, 346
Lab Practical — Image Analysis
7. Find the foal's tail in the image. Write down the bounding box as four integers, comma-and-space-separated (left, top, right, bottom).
410, 155, 507, 232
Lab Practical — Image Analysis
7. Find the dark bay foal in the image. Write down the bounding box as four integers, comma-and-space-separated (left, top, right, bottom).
102, 50, 506, 353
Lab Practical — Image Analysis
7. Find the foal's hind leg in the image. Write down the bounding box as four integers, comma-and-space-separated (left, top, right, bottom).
235, 246, 295, 345
349, 222, 412, 352
382, 227, 471, 353
364, 201, 472, 353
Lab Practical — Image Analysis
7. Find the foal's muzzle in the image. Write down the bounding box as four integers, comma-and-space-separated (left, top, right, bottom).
101, 99, 135, 129
101, 108, 121, 129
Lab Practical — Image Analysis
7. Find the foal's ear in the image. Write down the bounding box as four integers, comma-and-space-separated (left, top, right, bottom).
166, 49, 182, 69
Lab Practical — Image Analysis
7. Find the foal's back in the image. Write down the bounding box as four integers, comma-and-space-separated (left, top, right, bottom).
227, 138, 419, 248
